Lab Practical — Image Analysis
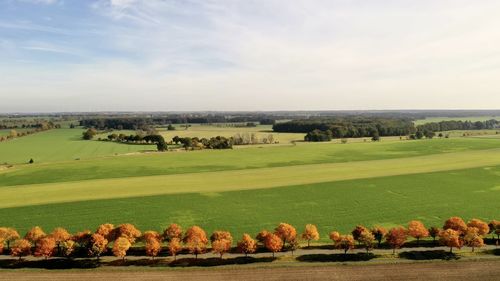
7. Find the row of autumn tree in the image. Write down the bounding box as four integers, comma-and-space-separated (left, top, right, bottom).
1, 217, 499, 261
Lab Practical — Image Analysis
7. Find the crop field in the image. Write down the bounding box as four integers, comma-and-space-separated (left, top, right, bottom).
0, 127, 499, 241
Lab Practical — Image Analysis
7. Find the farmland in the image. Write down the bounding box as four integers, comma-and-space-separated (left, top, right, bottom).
0, 123, 499, 241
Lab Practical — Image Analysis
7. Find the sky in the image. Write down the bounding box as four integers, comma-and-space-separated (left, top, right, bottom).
1, 0, 500, 113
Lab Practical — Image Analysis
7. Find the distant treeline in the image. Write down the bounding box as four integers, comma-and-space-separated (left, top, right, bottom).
273, 118, 415, 138
0, 121, 60, 130
416, 120, 499, 133
79, 117, 276, 130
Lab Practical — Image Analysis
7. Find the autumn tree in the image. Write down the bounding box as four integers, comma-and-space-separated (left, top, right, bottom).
89, 233, 108, 259
351, 225, 369, 244
72, 230, 92, 250
371, 227, 387, 247
0, 227, 20, 250
329, 231, 341, 244
443, 217, 467, 234
145, 237, 162, 259
115, 223, 142, 243
113, 237, 131, 261
142, 231, 162, 242
274, 223, 297, 250
428, 227, 440, 243
163, 223, 183, 241
489, 220, 500, 243
301, 224, 320, 247
96, 223, 115, 241
211, 231, 233, 259
24, 226, 46, 248
183, 226, 208, 259
386, 227, 407, 254
358, 230, 375, 253
336, 235, 355, 254
467, 219, 489, 236
439, 229, 462, 253
237, 234, 257, 257
50, 227, 71, 255
34, 237, 56, 259
168, 238, 182, 260
61, 240, 76, 258
464, 227, 484, 252
264, 233, 283, 257
256, 230, 270, 247
11, 239, 32, 260
407, 220, 429, 246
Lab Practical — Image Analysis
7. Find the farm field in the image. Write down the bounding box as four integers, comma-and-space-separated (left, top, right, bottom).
0, 128, 499, 241
413, 116, 499, 125
0, 129, 154, 164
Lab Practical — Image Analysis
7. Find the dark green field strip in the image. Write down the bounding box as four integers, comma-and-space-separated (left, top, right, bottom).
1, 165, 498, 242
1, 137, 499, 187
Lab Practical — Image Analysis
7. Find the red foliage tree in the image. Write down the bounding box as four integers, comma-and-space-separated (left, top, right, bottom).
386, 227, 407, 254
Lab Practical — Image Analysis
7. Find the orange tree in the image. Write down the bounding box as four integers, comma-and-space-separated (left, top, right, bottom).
386, 227, 407, 254
274, 223, 297, 250
407, 220, 429, 246
264, 233, 283, 257
301, 224, 320, 247
183, 226, 208, 259
237, 234, 257, 257
439, 229, 462, 253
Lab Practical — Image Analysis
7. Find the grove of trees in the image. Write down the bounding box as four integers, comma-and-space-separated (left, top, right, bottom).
0, 217, 498, 264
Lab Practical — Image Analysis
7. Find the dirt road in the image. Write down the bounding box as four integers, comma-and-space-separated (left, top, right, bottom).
1, 260, 499, 281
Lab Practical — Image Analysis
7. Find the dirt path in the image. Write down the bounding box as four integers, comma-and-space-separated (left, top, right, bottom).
0, 260, 498, 281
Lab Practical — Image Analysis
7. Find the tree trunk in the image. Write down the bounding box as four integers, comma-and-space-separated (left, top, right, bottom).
472, 247, 475, 252
307, 240, 310, 248
392, 248, 396, 255
272, 252, 275, 258
449, 247, 453, 253
417, 237, 420, 247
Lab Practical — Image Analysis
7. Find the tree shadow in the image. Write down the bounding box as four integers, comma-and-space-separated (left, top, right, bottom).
399, 250, 459, 260
297, 253, 376, 262
483, 248, 500, 256
0, 258, 100, 269
169, 256, 276, 267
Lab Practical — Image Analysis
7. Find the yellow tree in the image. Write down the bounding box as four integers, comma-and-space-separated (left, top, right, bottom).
145, 237, 162, 259
11, 239, 32, 260
264, 233, 283, 257
301, 224, 320, 247
183, 226, 208, 259
61, 240, 76, 258
336, 235, 355, 254
439, 229, 462, 253
163, 223, 183, 241
34, 237, 56, 259
89, 233, 108, 259
443, 217, 467, 234
24, 226, 46, 248
371, 227, 387, 247
115, 224, 141, 243
386, 227, 407, 254
96, 223, 115, 241
50, 227, 71, 255
210, 231, 233, 259
0, 227, 20, 250
467, 219, 489, 236
168, 238, 182, 260
464, 227, 484, 252
274, 223, 297, 250
329, 231, 341, 245
407, 220, 429, 246
113, 237, 131, 261
237, 234, 257, 257
358, 230, 375, 253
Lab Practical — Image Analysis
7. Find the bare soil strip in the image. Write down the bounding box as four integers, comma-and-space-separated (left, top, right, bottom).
0, 260, 498, 281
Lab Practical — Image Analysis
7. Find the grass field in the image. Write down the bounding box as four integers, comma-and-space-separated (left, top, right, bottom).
0, 129, 154, 164
413, 116, 499, 125
0, 125, 499, 242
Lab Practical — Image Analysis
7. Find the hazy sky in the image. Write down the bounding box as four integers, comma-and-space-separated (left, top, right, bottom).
1, 0, 500, 112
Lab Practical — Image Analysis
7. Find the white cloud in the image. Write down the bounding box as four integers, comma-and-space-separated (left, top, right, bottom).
2, 0, 500, 112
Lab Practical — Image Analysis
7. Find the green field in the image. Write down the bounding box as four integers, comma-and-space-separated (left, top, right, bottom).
0, 126, 499, 243
413, 116, 499, 125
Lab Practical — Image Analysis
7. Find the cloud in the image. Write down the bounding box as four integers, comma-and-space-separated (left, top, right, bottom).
2, 0, 500, 112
